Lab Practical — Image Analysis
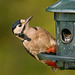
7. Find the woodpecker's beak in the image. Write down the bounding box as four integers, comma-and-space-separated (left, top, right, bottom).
24, 16, 33, 25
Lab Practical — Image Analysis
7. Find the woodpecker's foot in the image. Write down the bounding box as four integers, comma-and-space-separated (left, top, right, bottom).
51, 67, 56, 72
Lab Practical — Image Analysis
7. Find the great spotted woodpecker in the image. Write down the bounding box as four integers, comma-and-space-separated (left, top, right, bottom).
12, 16, 57, 71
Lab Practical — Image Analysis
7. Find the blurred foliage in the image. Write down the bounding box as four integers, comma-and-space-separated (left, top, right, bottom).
0, 0, 75, 75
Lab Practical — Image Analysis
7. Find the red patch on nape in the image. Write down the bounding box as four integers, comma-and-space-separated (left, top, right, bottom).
46, 46, 57, 53
45, 60, 57, 68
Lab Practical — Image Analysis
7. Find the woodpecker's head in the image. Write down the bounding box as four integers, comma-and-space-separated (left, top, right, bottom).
12, 16, 33, 40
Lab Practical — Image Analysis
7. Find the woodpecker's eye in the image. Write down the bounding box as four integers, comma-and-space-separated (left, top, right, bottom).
18, 24, 22, 27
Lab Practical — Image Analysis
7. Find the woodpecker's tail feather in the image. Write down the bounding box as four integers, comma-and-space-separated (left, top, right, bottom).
51, 67, 56, 72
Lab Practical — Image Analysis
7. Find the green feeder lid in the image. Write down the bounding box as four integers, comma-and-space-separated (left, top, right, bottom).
46, 0, 75, 13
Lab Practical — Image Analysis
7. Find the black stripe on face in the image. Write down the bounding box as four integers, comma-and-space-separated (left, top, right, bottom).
18, 25, 26, 39
20, 25, 26, 35
33, 27, 38, 30
15, 25, 26, 39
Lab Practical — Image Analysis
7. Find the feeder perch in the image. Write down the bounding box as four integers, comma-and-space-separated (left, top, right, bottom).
37, 0, 75, 70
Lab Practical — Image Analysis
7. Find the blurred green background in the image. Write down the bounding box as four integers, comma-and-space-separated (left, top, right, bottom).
0, 0, 75, 75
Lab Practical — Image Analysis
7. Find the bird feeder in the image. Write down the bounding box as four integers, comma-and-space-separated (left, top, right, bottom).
37, 0, 75, 70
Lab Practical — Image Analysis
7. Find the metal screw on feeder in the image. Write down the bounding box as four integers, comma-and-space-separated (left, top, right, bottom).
37, 0, 75, 70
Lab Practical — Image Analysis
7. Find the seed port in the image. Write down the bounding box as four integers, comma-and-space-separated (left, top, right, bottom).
60, 29, 71, 43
